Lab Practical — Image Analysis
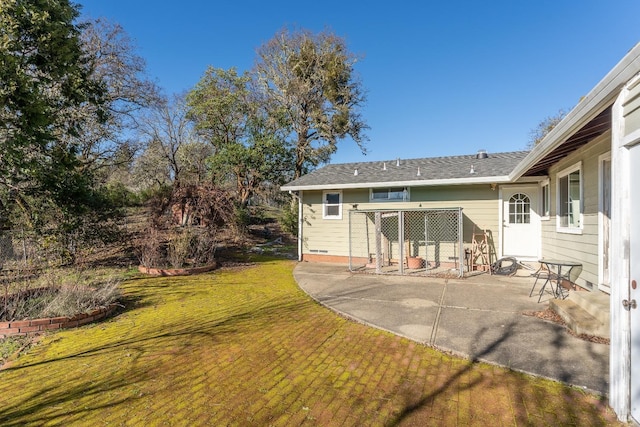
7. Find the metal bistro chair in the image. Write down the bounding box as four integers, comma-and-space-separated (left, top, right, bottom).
529, 263, 552, 299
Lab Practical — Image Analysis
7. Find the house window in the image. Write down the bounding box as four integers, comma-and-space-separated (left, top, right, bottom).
557, 164, 582, 231
322, 191, 342, 219
508, 193, 530, 224
541, 181, 550, 219
371, 187, 408, 201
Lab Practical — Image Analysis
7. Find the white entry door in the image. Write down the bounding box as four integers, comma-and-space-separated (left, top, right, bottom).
502, 186, 540, 260
630, 143, 640, 423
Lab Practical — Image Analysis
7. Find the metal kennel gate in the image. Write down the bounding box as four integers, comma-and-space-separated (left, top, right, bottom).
348, 208, 464, 277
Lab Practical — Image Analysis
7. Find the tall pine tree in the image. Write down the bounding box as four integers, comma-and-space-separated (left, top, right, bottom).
0, 0, 105, 220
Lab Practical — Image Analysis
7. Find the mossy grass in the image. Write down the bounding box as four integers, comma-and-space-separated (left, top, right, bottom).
0, 336, 30, 363
0, 260, 621, 426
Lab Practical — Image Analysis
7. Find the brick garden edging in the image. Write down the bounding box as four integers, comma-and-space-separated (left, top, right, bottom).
0, 304, 118, 338
137, 261, 217, 277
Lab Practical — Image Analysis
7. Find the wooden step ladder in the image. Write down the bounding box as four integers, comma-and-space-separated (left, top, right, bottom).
471, 227, 491, 274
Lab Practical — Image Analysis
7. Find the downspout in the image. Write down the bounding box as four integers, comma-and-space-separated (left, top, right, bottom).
289, 191, 303, 262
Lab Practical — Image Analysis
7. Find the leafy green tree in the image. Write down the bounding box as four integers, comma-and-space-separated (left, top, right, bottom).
187, 67, 252, 151
0, 0, 105, 220
207, 124, 292, 206
254, 28, 368, 178
187, 67, 293, 206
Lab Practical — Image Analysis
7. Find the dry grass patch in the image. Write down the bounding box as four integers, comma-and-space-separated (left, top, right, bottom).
1, 266, 123, 322
0, 259, 621, 426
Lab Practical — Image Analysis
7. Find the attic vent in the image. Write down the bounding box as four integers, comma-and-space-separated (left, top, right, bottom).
476, 149, 488, 159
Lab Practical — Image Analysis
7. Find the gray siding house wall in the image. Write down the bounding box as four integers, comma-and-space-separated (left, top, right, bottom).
539, 132, 610, 291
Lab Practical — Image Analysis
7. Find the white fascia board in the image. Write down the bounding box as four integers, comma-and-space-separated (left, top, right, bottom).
509, 42, 640, 181
281, 175, 511, 192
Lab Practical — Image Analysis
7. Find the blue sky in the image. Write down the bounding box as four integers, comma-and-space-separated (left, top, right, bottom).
78, 0, 640, 165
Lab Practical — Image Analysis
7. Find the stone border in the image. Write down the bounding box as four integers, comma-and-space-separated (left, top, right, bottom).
0, 304, 118, 338
137, 261, 217, 277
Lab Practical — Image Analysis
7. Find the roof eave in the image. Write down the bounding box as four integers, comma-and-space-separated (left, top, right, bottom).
509, 42, 640, 180
281, 175, 512, 192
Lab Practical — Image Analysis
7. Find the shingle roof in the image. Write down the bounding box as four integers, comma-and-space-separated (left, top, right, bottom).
281, 150, 529, 191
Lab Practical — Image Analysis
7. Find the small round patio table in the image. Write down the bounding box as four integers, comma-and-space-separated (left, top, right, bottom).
535, 259, 582, 302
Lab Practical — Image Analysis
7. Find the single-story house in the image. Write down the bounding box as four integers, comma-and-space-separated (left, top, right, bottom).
282, 149, 533, 272
282, 42, 640, 422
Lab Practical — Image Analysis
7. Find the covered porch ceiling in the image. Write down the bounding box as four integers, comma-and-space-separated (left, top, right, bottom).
523, 106, 612, 176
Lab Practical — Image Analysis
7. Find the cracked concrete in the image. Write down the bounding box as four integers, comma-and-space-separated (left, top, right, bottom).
294, 262, 610, 394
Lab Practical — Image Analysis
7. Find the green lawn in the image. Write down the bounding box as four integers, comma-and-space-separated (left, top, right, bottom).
0, 259, 621, 426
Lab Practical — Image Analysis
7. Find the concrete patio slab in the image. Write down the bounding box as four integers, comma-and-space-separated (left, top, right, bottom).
293, 262, 610, 394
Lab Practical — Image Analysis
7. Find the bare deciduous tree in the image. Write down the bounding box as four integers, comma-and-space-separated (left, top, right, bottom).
73, 18, 161, 177
527, 109, 568, 149
135, 95, 204, 187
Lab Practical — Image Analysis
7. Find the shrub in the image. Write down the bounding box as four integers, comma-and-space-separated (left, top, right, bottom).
0, 267, 122, 322
279, 202, 298, 236
103, 182, 139, 207
137, 227, 163, 268
167, 229, 194, 269
135, 184, 235, 268
137, 226, 218, 269
234, 206, 251, 232
41, 279, 121, 318
192, 228, 217, 265
0, 335, 29, 362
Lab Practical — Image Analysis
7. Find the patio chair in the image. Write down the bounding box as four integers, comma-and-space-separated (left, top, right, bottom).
529, 264, 550, 298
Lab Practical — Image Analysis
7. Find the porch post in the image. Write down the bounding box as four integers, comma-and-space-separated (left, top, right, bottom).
375, 212, 382, 274
398, 211, 404, 275
610, 83, 632, 420
458, 208, 464, 277
297, 191, 303, 262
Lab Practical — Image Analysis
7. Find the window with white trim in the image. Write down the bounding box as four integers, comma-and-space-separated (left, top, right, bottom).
370, 187, 408, 201
322, 191, 342, 219
557, 164, 582, 231
508, 193, 531, 224
540, 180, 550, 219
